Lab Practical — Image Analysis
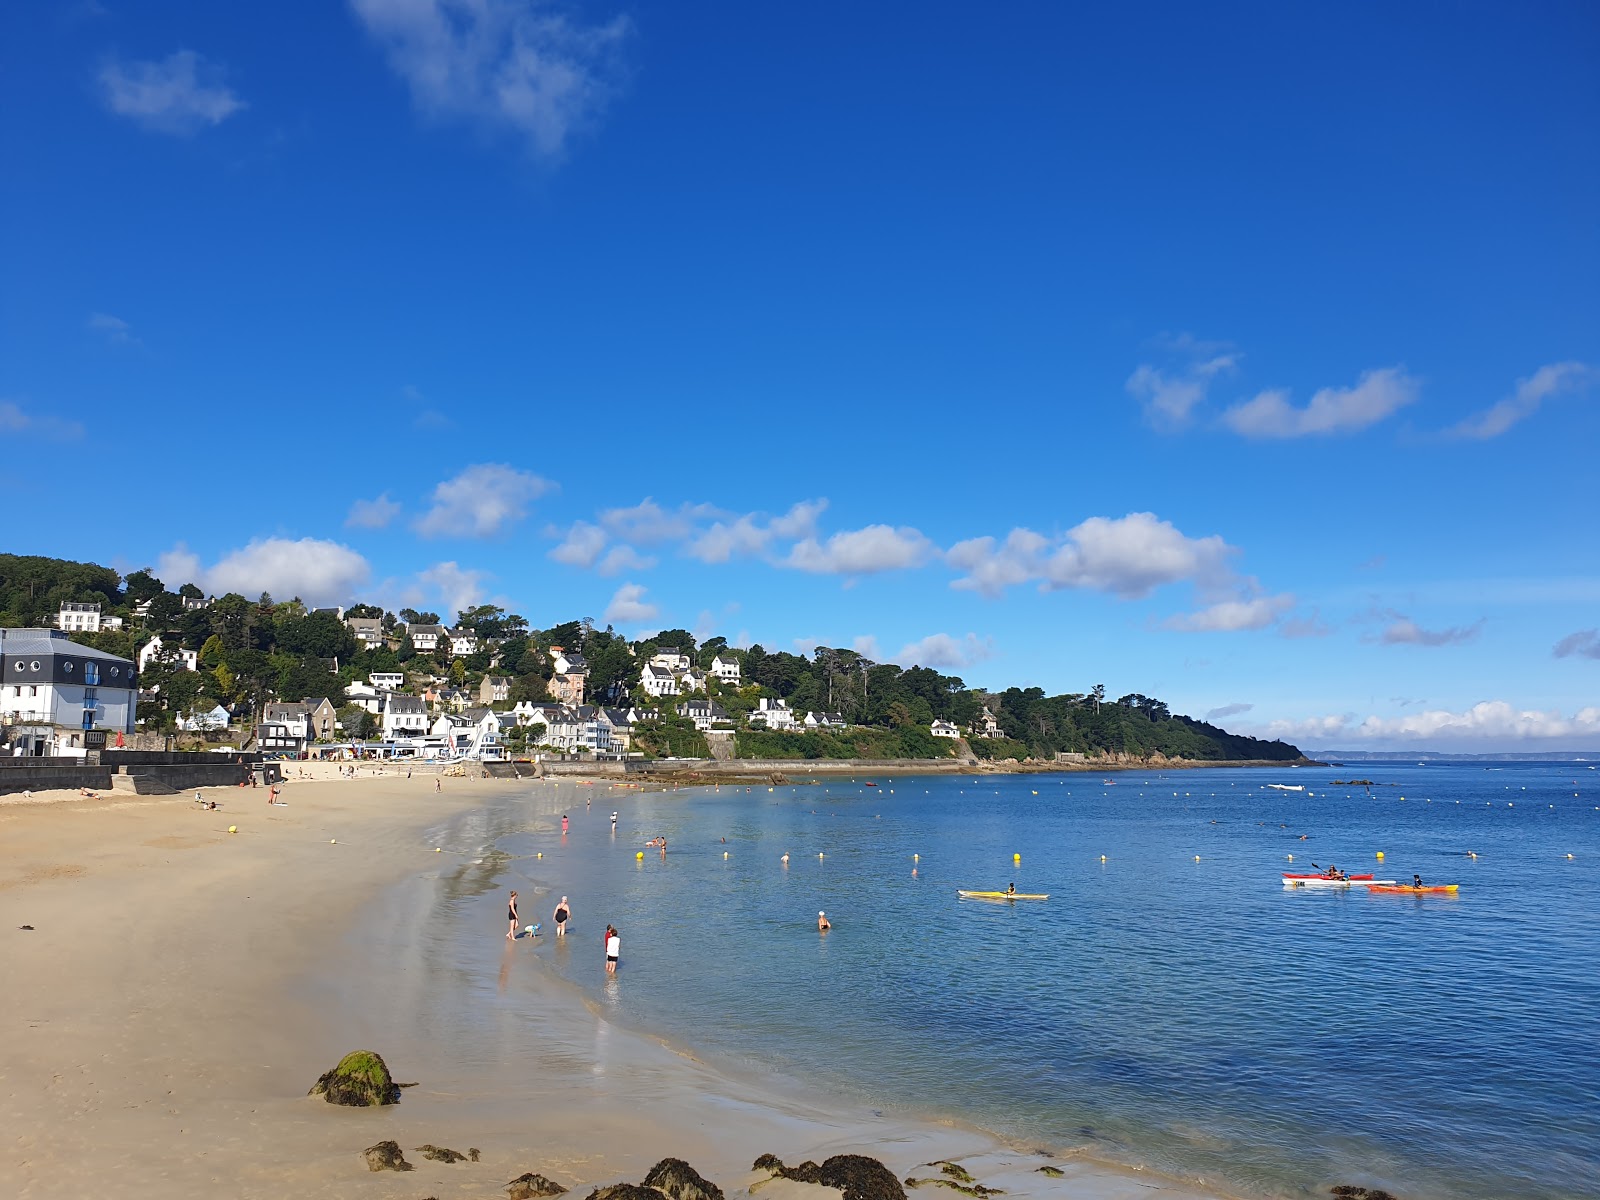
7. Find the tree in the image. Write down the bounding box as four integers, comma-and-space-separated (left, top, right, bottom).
399, 608, 440, 625
143, 591, 182, 629
178, 582, 204, 600
1091, 683, 1106, 713
337, 704, 376, 740
449, 658, 466, 686
123, 569, 164, 605
346, 603, 382, 619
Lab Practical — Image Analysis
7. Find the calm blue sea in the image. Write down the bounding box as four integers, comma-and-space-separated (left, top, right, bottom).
488, 763, 1600, 1200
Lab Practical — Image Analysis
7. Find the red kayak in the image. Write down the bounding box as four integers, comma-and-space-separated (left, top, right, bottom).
1283, 872, 1376, 880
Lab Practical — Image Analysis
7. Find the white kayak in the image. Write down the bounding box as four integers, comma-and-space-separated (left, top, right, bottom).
1284, 877, 1396, 888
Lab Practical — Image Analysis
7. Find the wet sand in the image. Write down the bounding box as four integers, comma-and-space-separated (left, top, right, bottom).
0, 773, 1221, 1200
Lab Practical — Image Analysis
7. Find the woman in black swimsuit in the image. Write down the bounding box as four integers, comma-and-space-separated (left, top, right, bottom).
553, 896, 571, 938
506, 891, 519, 940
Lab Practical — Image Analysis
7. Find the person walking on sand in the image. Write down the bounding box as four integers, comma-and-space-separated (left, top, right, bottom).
554, 896, 571, 938
506, 891, 520, 940
604, 924, 620, 973
435, 776, 442, 792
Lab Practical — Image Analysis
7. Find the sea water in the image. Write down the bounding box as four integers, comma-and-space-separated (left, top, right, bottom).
456, 763, 1599, 1199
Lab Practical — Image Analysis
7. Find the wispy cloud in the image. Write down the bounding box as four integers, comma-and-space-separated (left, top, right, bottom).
350, 0, 632, 158
1164, 593, 1295, 632
1126, 335, 1238, 430
785, 525, 937, 576
418, 560, 488, 616
346, 493, 402, 529
157, 538, 371, 606
99, 50, 244, 135
603, 581, 657, 624
1205, 702, 1253, 721
548, 498, 828, 571
0, 398, 85, 441
1221, 367, 1418, 439
1553, 629, 1600, 660
1375, 613, 1484, 647
87, 312, 140, 347
414, 464, 554, 538
1449, 361, 1594, 439
1279, 610, 1333, 639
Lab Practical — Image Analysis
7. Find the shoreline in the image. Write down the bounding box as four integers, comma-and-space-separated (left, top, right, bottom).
0, 773, 1229, 1200
562, 757, 1318, 785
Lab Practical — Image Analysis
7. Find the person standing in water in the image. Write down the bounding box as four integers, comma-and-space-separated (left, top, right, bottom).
604, 924, 620, 973
817, 911, 831, 931
506, 891, 520, 940
561, 814, 569, 834
554, 896, 571, 937
610, 811, 618, 833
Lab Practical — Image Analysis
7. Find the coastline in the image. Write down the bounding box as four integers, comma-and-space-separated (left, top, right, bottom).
0, 773, 1227, 1200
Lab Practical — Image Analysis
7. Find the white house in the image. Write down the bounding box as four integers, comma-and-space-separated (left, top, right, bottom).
137, 636, 198, 674
381, 694, 430, 739
406, 624, 444, 652
369, 672, 405, 692
803, 711, 846, 731
261, 702, 310, 740
751, 697, 796, 730
679, 668, 708, 694
710, 652, 741, 684
677, 699, 729, 732
972, 710, 1002, 738
179, 704, 232, 732
56, 602, 105, 633
640, 662, 679, 698
0, 628, 139, 755
649, 647, 692, 673
448, 629, 480, 657
344, 680, 383, 714
930, 719, 961, 739
551, 649, 587, 676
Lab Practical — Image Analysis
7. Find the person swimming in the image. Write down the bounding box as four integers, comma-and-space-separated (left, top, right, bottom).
817, 911, 831, 931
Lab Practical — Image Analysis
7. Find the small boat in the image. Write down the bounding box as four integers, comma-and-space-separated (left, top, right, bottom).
1267, 784, 1305, 792
1367, 884, 1459, 895
958, 890, 1050, 900
863, 782, 877, 787
1284, 877, 1395, 888
1284, 872, 1375, 880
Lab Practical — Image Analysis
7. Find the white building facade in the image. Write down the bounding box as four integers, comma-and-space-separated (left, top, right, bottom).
1, 628, 139, 755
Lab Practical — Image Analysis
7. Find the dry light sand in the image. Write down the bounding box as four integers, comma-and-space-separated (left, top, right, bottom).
0, 773, 1219, 1200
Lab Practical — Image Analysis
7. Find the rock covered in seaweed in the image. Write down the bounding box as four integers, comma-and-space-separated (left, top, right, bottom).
362, 1140, 412, 1171
416, 1144, 469, 1163
751, 1155, 905, 1200
585, 1185, 671, 1200
508, 1173, 570, 1199
642, 1158, 725, 1200
310, 1050, 401, 1106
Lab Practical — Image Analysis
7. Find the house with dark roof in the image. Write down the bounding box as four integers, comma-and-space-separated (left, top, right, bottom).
0, 628, 139, 756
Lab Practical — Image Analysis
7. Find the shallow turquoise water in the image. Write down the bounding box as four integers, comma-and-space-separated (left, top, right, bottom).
490, 763, 1600, 1199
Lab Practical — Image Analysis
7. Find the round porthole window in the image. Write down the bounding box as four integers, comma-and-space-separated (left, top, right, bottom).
64, 661, 75, 673
10, 662, 21, 673
110, 666, 120, 678
29, 660, 41, 672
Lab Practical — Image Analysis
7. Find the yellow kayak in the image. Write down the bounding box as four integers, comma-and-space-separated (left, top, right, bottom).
958, 890, 1050, 900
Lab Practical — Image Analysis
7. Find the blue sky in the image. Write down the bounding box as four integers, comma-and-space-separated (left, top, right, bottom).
3, 1, 1598, 750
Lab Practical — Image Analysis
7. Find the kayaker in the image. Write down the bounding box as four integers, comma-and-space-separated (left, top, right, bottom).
1006, 883, 1017, 896
1413, 874, 1424, 888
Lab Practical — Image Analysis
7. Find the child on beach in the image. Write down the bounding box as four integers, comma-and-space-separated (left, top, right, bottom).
604, 924, 619, 973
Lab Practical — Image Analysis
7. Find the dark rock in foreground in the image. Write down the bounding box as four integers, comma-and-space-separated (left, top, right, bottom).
362, 1140, 412, 1172
1330, 1189, 1399, 1200
507, 1172, 570, 1198
585, 1185, 671, 1200
643, 1158, 725, 1200
754, 1154, 906, 1200
416, 1143, 469, 1163
310, 1050, 401, 1106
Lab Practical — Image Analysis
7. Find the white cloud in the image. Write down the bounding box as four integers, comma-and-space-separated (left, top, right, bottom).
1378, 615, 1483, 647
949, 513, 1233, 600
1222, 367, 1418, 438
547, 520, 607, 568
597, 545, 656, 576
1262, 701, 1600, 749
87, 312, 140, 347
683, 499, 828, 563
785, 525, 936, 575
350, 0, 630, 158
1449, 361, 1594, 439
0, 399, 84, 441
99, 50, 244, 135
346, 493, 402, 529
158, 538, 372, 607
1164, 593, 1295, 632
599, 498, 714, 545
603, 582, 657, 624
414, 463, 553, 538
417, 561, 488, 617
851, 635, 883, 660
1553, 629, 1600, 660
894, 633, 995, 670
1205, 702, 1253, 721
1126, 335, 1238, 430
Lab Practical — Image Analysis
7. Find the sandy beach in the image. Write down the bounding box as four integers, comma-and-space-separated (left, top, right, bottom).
1, 773, 1220, 1200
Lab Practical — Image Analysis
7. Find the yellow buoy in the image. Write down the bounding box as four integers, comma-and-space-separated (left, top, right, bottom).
227, 825, 237, 834
636, 851, 645, 860
1376, 851, 1385, 859
1287, 854, 1294, 861
1567, 853, 1574, 860
536, 852, 543, 858
724, 851, 729, 859
1100, 855, 1107, 862
1194, 855, 1201, 862
913, 853, 920, 861
436, 847, 442, 852
1013, 853, 1021, 861
818, 852, 825, 859
330, 839, 337, 844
